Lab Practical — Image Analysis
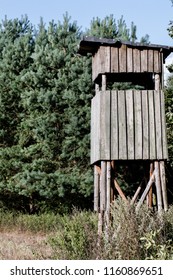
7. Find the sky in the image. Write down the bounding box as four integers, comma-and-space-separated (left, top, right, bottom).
0, 0, 173, 46
0, 0, 173, 78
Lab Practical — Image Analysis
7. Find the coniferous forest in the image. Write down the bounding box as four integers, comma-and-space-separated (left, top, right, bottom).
0, 13, 172, 215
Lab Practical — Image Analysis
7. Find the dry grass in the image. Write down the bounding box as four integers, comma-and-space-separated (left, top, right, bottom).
0, 231, 53, 260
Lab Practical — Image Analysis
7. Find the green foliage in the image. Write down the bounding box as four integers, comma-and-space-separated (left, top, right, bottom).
1, 204, 173, 259
48, 210, 98, 259
0, 14, 150, 212
165, 19, 173, 168
86, 14, 149, 43
140, 230, 173, 260
47, 202, 173, 260
96, 200, 173, 260
0, 209, 61, 233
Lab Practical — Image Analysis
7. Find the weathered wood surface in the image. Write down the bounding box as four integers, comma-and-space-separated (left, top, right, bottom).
134, 90, 142, 159
91, 93, 100, 163
100, 161, 106, 211
136, 171, 155, 212
100, 90, 111, 160
160, 161, 168, 211
118, 90, 127, 159
91, 90, 168, 164
94, 165, 100, 211
111, 91, 118, 159
142, 91, 149, 159
92, 45, 162, 81
155, 161, 163, 212
148, 90, 156, 159
126, 90, 134, 159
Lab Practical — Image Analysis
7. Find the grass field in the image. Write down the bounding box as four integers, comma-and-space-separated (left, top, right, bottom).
0, 202, 173, 260
0, 231, 53, 259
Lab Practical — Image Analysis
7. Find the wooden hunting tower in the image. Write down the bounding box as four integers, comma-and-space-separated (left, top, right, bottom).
79, 36, 173, 230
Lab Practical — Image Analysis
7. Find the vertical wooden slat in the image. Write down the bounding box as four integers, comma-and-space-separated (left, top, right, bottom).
92, 51, 100, 82
154, 161, 163, 212
154, 90, 163, 159
133, 49, 141, 72
94, 165, 100, 211
118, 90, 127, 159
127, 47, 133, 72
119, 44, 127, 72
160, 53, 164, 89
141, 49, 148, 72
142, 90, 149, 159
111, 91, 118, 159
100, 46, 111, 73
148, 90, 156, 159
160, 90, 168, 159
134, 90, 142, 159
148, 49, 154, 72
126, 90, 134, 159
100, 91, 111, 160
160, 161, 168, 211
154, 50, 160, 73
111, 47, 119, 72
91, 93, 101, 164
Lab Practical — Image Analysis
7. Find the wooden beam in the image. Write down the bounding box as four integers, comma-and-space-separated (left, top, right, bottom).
131, 181, 143, 205
136, 171, 155, 212
113, 179, 127, 201
148, 162, 154, 208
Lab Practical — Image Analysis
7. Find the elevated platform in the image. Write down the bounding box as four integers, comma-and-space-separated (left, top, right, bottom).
91, 90, 168, 164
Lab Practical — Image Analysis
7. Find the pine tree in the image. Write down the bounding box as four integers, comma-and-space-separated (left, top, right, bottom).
86, 14, 149, 43
0, 14, 151, 213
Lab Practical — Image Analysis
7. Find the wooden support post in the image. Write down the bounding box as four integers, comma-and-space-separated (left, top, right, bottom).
155, 73, 160, 90
102, 74, 106, 91
98, 161, 106, 235
136, 171, 155, 212
106, 161, 111, 226
111, 161, 115, 202
154, 161, 163, 212
148, 162, 154, 208
100, 161, 106, 211
160, 161, 168, 211
94, 165, 100, 211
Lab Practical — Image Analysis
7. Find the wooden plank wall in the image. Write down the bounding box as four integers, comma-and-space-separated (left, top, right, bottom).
90, 90, 168, 164
92, 45, 162, 81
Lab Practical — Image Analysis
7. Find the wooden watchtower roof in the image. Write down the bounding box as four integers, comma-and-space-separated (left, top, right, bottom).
78, 37, 173, 164
79, 36, 173, 84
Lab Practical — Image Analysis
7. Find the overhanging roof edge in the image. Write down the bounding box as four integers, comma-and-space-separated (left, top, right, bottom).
78, 36, 173, 59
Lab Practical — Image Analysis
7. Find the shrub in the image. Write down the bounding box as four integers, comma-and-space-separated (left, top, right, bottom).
48, 210, 98, 259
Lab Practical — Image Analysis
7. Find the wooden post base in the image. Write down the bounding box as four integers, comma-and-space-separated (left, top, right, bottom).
94, 160, 168, 233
